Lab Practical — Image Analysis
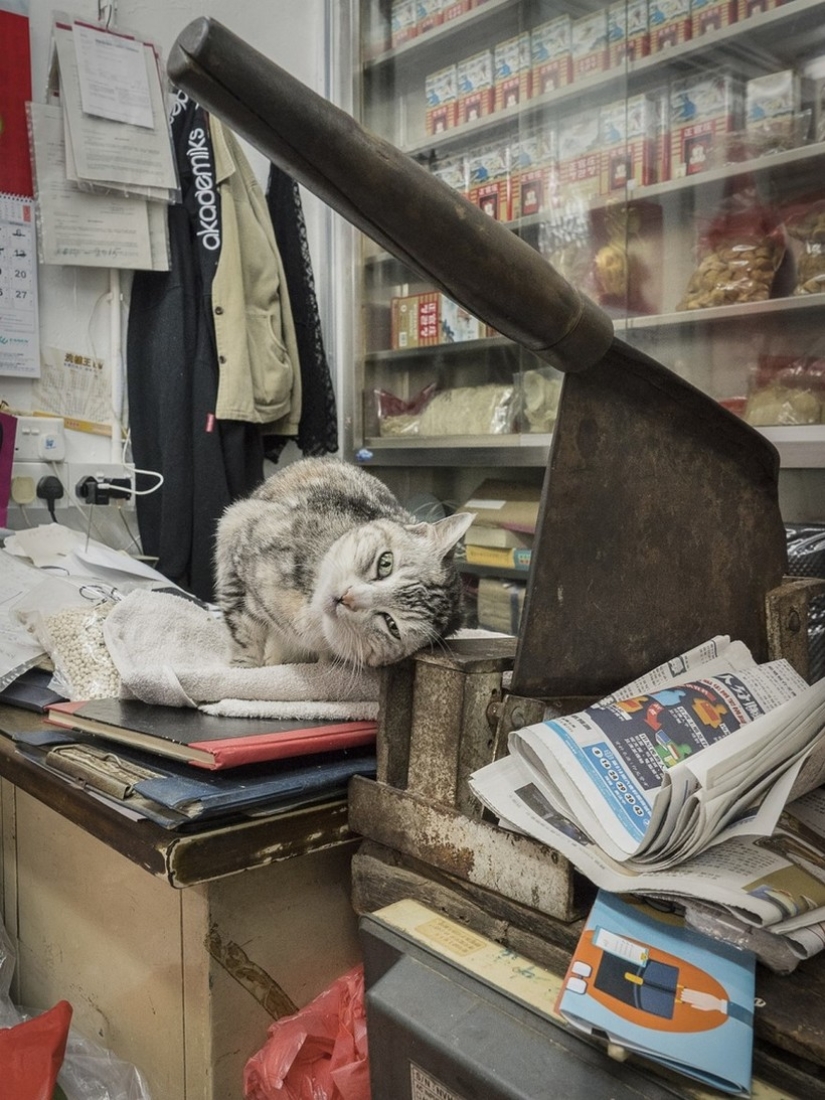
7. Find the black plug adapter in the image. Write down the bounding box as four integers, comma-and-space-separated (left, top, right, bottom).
37, 475, 64, 522
76, 475, 108, 505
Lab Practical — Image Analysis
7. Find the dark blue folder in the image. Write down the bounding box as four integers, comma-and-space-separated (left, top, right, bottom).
10, 727, 376, 830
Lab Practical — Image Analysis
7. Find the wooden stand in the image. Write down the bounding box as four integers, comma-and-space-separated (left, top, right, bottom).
0, 707, 362, 1100
349, 620, 825, 1096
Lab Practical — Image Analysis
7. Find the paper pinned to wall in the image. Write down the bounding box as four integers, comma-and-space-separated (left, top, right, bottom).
28, 102, 157, 270
0, 194, 40, 378
73, 20, 154, 130
32, 346, 114, 432
52, 19, 178, 198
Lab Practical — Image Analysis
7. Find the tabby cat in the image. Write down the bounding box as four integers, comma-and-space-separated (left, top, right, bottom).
214, 457, 474, 668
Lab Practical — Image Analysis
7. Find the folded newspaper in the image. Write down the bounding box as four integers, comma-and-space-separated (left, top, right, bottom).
470, 636, 825, 967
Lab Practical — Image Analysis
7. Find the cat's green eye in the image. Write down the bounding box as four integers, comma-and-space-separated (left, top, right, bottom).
381, 612, 400, 639
376, 551, 394, 578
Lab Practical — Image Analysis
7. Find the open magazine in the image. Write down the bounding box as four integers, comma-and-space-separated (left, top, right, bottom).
557, 891, 756, 1096
470, 636, 825, 966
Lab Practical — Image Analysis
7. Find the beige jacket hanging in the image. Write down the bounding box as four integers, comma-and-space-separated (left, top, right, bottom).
210, 117, 302, 433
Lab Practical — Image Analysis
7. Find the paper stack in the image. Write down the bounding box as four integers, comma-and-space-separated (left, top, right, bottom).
471, 635, 825, 971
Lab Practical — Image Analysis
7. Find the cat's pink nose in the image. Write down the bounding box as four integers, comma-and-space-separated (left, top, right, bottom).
338, 589, 357, 610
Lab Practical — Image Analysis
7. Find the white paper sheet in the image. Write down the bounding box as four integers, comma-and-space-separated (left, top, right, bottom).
28, 102, 154, 270
73, 20, 154, 129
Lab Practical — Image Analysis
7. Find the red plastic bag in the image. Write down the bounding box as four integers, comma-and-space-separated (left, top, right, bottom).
244, 965, 370, 1100
0, 999, 72, 1100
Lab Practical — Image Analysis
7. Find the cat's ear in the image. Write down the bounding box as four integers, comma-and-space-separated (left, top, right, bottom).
418, 511, 475, 558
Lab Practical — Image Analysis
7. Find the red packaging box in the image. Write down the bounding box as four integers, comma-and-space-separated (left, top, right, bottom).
468, 143, 512, 221
649, 0, 692, 51
494, 33, 532, 112
670, 72, 744, 176
457, 50, 495, 124
425, 65, 458, 134
571, 11, 609, 81
599, 93, 658, 193
737, 0, 779, 16
415, 0, 444, 35
692, 0, 738, 35
390, 0, 418, 47
607, 0, 650, 66
442, 0, 474, 21
510, 127, 558, 219
531, 16, 573, 95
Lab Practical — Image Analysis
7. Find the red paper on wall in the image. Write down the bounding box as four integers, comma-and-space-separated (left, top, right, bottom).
0, 10, 34, 197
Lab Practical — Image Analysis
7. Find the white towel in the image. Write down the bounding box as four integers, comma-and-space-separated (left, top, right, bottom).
102, 589, 380, 718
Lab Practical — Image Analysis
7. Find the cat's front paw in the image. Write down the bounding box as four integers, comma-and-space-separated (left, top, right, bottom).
230, 654, 265, 668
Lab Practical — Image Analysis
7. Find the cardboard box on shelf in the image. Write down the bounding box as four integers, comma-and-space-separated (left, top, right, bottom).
649, 0, 692, 51
599, 93, 658, 193
442, 0, 473, 21
746, 69, 802, 131
670, 72, 744, 176
457, 49, 495, 124
415, 0, 444, 35
652, 84, 672, 182
607, 0, 650, 66
477, 576, 527, 635
691, 0, 738, 37
459, 478, 542, 532
803, 55, 825, 143
571, 10, 609, 81
510, 126, 558, 219
558, 110, 602, 203
391, 0, 419, 47
392, 293, 485, 348
530, 16, 573, 95
425, 64, 458, 135
468, 142, 512, 221
390, 295, 421, 350
737, 0, 780, 18
493, 32, 532, 112
431, 154, 469, 198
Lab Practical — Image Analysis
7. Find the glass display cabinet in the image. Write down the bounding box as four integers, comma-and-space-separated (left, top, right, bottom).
339, 0, 825, 619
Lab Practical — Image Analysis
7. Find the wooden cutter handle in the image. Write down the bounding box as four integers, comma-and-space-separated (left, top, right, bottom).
167, 17, 614, 372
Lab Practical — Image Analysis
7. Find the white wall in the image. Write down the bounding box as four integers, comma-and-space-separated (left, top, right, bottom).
2, 0, 333, 540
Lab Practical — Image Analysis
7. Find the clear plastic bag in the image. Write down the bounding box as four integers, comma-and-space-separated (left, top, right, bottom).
785, 199, 825, 296
13, 577, 122, 700
244, 965, 369, 1100
677, 191, 786, 310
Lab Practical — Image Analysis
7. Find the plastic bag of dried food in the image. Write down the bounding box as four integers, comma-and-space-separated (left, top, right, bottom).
375, 382, 438, 436
13, 576, 122, 701
244, 965, 369, 1100
677, 190, 786, 310
785, 199, 825, 295
743, 354, 825, 426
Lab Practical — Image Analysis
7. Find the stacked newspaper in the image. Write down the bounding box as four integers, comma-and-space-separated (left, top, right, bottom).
470, 636, 825, 969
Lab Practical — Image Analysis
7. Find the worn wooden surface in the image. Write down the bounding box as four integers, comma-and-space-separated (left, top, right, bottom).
349, 775, 580, 920
0, 706, 356, 886
353, 839, 825, 1098
1, 780, 361, 1100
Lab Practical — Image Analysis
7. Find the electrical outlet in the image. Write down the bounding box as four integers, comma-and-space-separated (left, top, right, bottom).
13, 416, 66, 462
10, 462, 68, 509
67, 463, 136, 509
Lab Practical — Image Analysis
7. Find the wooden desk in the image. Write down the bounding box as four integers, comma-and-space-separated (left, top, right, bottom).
0, 706, 362, 1100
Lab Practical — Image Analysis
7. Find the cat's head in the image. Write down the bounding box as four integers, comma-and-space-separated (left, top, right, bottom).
310, 511, 475, 667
